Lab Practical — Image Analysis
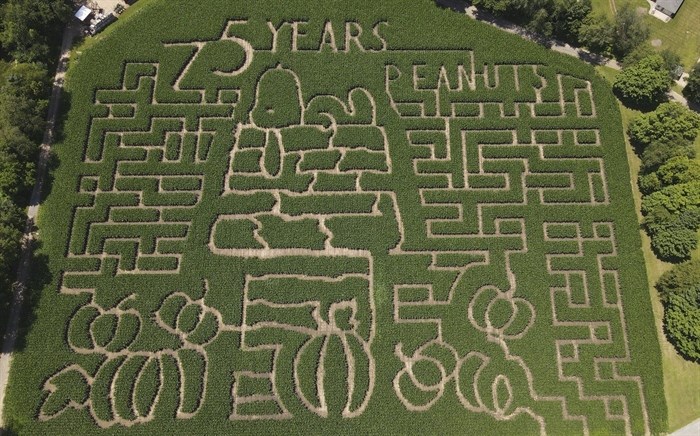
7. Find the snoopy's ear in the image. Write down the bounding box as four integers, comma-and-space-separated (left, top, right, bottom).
39, 365, 91, 420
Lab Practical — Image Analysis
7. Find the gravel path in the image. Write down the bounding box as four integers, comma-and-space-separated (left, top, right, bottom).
0, 24, 78, 434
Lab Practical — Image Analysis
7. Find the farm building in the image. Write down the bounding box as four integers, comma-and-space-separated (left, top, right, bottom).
655, 0, 684, 17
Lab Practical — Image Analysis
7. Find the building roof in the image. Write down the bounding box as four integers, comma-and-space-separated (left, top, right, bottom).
74, 5, 92, 22
656, 0, 684, 15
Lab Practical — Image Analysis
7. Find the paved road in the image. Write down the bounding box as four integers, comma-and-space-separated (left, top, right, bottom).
672, 417, 700, 436
0, 24, 78, 434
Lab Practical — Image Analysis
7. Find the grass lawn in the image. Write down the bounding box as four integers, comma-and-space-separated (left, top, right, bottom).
592, 0, 700, 70
597, 64, 700, 431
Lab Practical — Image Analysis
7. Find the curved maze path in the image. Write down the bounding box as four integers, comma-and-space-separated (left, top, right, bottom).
2, 3, 665, 435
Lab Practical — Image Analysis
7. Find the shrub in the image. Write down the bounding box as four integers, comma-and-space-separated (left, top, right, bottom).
657, 259, 700, 302
656, 156, 700, 186
641, 181, 700, 215
663, 285, 700, 362
638, 173, 660, 195
640, 135, 695, 173
683, 63, 700, 106
611, 4, 649, 58
0, 194, 23, 293
613, 55, 670, 108
649, 224, 697, 261
629, 103, 700, 149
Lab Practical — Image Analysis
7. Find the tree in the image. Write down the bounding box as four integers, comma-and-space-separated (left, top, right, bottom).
663, 285, 700, 362
638, 172, 661, 195
650, 224, 697, 261
684, 63, 700, 106
656, 259, 700, 302
527, 8, 553, 38
0, 193, 23, 289
621, 44, 654, 68
470, 0, 515, 15
0, 0, 72, 63
613, 55, 670, 108
659, 49, 682, 77
640, 135, 695, 173
639, 156, 700, 194
0, 62, 50, 142
611, 3, 650, 58
552, 0, 591, 42
656, 156, 700, 186
641, 180, 700, 215
628, 102, 700, 148
644, 208, 700, 261
578, 14, 614, 54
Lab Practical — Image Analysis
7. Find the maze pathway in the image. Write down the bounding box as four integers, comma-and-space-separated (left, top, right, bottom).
7, 4, 664, 435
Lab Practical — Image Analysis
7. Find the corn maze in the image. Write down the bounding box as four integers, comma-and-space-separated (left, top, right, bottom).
3, 0, 666, 434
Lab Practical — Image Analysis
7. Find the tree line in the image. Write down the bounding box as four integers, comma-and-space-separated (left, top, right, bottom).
469, 0, 649, 59
0, 0, 72, 309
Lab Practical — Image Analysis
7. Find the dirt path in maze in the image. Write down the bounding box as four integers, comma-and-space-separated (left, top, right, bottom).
0, 24, 79, 434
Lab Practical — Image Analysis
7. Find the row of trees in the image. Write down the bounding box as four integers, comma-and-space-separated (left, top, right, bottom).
469, 0, 649, 59
628, 101, 700, 362
633, 103, 700, 259
0, 1, 72, 304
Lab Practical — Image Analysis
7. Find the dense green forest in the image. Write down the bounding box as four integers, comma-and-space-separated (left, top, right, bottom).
0, 0, 72, 328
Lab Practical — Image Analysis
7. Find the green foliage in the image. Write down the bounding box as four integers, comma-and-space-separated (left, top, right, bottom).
640, 136, 695, 174
2, 0, 668, 435
629, 103, 700, 149
0, 0, 72, 63
613, 55, 670, 108
622, 47, 682, 81
641, 181, 700, 215
0, 193, 23, 286
578, 14, 613, 54
471, 0, 592, 45
638, 173, 661, 195
656, 156, 700, 186
0, 3, 66, 335
650, 223, 697, 261
683, 63, 700, 105
656, 259, 700, 303
611, 4, 649, 58
663, 285, 700, 362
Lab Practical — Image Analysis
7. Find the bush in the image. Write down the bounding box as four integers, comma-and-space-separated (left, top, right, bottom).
0, 193, 24, 286
650, 224, 697, 261
629, 103, 700, 149
641, 180, 700, 215
0, 0, 72, 63
644, 206, 700, 261
657, 259, 700, 302
613, 55, 670, 108
640, 135, 695, 173
656, 156, 700, 186
683, 63, 700, 106
578, 14, 613, 54
611, 4, 649, 58
663, 285, 700, 362
638, 172, 660, 195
